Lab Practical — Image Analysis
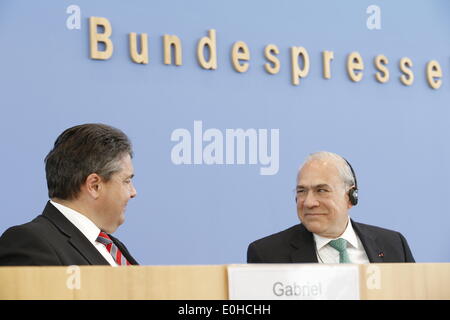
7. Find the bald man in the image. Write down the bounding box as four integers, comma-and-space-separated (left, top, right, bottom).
247, 151, 415, 264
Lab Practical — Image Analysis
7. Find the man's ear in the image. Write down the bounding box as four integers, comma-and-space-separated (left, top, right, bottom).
346, 190, 353, 209
84, 173, 102, 199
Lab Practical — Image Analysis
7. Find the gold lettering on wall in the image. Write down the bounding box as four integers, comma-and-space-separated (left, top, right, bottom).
264, 44, 280, 75
163, 35, 182, 66
231, 41, 250, 73
197, 29, 217, 70
89, 17, 114, 60
291, 47, 310, 85
374, 54, 389, 83
322, 51, 334, 79
347, 52, 364, 82
399, 57, 414, 86
426, 60, 442, 89
129, 32, 148, 64
87, 18, 445, 91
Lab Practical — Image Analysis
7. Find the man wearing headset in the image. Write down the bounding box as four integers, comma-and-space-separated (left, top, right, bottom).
247, 151, 415, 264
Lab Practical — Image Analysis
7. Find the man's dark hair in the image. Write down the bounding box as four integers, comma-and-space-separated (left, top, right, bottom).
45, 123, 133, 200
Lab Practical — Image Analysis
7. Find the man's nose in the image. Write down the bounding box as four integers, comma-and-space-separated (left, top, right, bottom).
303, 191, 319, 208
130, 183, 137, 198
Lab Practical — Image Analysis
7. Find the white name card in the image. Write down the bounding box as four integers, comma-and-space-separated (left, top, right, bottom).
228, 264, 360, 300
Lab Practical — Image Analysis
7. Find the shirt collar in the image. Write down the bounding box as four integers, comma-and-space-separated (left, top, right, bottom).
50, 200, 101, 244
313, 217, 359, 250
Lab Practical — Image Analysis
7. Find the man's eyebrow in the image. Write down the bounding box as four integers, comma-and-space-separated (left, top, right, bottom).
315, 184, 330, 189
296, 183, 330, 189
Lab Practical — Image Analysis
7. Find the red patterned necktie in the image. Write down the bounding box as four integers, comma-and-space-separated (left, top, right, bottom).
96, 231, 131, 266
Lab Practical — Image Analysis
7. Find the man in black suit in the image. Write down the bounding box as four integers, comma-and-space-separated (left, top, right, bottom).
0, 123, 139, 266
247, 151, 415, 263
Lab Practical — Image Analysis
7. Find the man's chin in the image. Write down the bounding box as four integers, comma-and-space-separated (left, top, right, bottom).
302, 220, 325, 234
118, 215, 125, 227
107, 217, 125, 234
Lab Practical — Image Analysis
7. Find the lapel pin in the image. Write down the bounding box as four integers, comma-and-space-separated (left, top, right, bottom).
378, 252, 384, 258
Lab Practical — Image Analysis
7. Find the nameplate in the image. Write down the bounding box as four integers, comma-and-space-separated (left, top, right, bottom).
228, 264, 360, 300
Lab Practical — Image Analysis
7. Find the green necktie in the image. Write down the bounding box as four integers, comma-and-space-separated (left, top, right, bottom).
329, 238, 351, 263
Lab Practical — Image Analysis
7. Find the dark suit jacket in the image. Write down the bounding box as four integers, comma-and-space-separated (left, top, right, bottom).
0, 201, 139, 266
247, 220, 415, 263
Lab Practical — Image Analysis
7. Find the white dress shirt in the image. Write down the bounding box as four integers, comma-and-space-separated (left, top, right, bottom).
50, 200, 117, 266
313, 217, 370, 264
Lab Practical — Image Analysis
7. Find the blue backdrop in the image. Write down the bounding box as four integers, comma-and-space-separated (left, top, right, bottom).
1, 0, 449, 264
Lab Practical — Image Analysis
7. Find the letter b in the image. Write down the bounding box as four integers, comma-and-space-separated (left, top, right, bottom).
89, 17, 114, 60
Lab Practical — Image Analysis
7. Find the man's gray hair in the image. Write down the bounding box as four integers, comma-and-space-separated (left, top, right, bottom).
298, 151, 356, 189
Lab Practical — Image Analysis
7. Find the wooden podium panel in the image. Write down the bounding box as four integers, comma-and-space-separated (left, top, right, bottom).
360, 263, 450, 300
1, 263, 449, 299
0, 265, 228, 300
0, 266, 74, 299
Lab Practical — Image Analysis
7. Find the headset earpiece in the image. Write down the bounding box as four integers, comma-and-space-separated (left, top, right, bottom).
343, 158, 359, 206
348, 186, 358, 205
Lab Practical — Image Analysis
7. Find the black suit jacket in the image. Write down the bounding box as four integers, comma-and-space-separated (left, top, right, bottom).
0, 202, 139, 266
247, 220, 415, 263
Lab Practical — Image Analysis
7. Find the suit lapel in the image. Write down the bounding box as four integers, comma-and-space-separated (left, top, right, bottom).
289, 224, 319, 263
42, 202, 110, 265
67, 234, 110, 265
351, 220, 385, 263
288, 221, 386, 263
